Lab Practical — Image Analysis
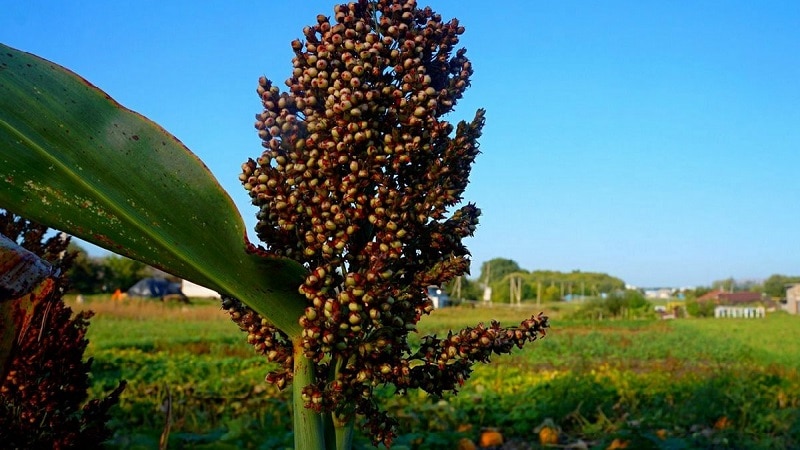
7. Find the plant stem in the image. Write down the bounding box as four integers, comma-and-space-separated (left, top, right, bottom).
327, 356, 354, 450
293, 343, 325, 449
333, 414, 354, 450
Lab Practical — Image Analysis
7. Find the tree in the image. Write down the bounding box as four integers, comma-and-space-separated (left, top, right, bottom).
711, 277, 736, 293
64, 244, 102, 294
542, 284, 562, 302
104, 255, 149, 291
443, 276, 481, 301
685, 297, 716, 317
479, 258, 521, 285
762, 274, 800, 298
571, 289, 651, 320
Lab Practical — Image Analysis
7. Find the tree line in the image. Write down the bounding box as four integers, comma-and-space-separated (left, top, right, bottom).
65, 249, 800, 304
445, 258, 626, 303
445, 257, 800, 304
66, 243, 151, 294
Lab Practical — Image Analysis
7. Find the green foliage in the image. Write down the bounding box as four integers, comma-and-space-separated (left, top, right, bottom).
706, 274, 800, 299
711, 277, 737, 293
684, 286, 713, 300
570, 290, 652, 320
104, 255, 149, 291
65, 244, 104, 294
685, 297, 716, 317
528, 270, 626, 297
64, 244, 150, 293
442, 276, 481, 301
542, 284, 562, 302
79, 302, 800, 448
763, 274, 800, 298
0, 44, 307, 336
477, 258, 521, 285
486, 269, 626, 303
488, 272, 537, 303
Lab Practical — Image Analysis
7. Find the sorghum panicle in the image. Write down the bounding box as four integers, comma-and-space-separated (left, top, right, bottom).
0, 211, 125, 449
235, 1, 549, 445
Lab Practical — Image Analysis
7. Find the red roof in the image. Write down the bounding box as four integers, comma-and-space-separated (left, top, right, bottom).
698, 291, 764, 304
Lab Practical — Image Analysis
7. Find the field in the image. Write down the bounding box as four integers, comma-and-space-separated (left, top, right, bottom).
68, 296, 800, 449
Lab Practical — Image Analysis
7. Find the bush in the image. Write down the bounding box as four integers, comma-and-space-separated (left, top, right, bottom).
570, 290, 653, 320
685, 298, 716, 317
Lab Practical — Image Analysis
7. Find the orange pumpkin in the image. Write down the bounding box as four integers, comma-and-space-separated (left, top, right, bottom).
538, 426, 559, 446
607, 438, 629, 449
478, 430, 504, 448
457, 437, 477, 450
715, 416, 732, 430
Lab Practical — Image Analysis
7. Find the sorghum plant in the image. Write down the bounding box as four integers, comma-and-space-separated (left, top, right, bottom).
0, 1, 548, 448
227, 0, 549, 446
0, 211, 125, 449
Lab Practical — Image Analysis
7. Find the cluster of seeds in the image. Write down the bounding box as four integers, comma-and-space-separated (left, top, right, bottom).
236, 1, 548, 445
0, 211, 125, 447
221, 295, 294, 388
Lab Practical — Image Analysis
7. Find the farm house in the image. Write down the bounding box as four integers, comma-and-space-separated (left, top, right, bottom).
698, 291, 772, 319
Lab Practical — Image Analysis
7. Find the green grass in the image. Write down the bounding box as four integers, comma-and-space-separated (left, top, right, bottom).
70, 297, 800, 449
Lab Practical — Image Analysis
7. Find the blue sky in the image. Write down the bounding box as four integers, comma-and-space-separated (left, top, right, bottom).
2, 1, 798, 287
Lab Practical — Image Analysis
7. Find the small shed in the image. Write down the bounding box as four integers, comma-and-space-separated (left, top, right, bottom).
127, 277, 186, 301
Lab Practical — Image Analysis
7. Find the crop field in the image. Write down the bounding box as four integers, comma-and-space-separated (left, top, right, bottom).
69, 296, 800, 449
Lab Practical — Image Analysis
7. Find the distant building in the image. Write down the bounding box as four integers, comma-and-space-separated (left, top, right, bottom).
182, 280, 221, 299
697, 291, 764, 305
644, 288, 674, 299
427, 285, 450, 308
785, 284, 800, 314
698, 290, 772, 319
714, 305, 765, 319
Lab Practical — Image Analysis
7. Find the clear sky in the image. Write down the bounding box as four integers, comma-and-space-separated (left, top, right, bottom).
2, 1, 798, 288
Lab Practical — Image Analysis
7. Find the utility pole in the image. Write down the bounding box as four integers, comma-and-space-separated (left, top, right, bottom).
510, 276, 522, 306
537, 281, 542, 306
452, 276, 462, 300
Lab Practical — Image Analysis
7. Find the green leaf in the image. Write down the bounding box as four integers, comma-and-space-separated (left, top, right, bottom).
0, 44, 305, 336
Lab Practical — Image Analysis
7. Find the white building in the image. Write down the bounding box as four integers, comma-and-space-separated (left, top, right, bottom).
181, 280, 221, 299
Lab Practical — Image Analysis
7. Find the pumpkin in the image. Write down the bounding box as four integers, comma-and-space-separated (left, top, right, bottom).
534, 419, 560, 446
538, 426, 559, 446
715, 416, 732, 430
607, 438, 629, 449
457, 438, 477, 450
478, 430, 504, 448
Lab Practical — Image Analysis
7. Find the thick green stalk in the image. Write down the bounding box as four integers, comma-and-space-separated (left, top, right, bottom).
333, 414, 354, 450
326, 356, 354, 450
293, 343, 325, 449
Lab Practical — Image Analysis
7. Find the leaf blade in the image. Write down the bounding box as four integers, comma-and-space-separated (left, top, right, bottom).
0, 44, 305, 335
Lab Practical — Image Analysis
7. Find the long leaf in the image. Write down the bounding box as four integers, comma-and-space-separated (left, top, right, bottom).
0, 44, 305, 336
